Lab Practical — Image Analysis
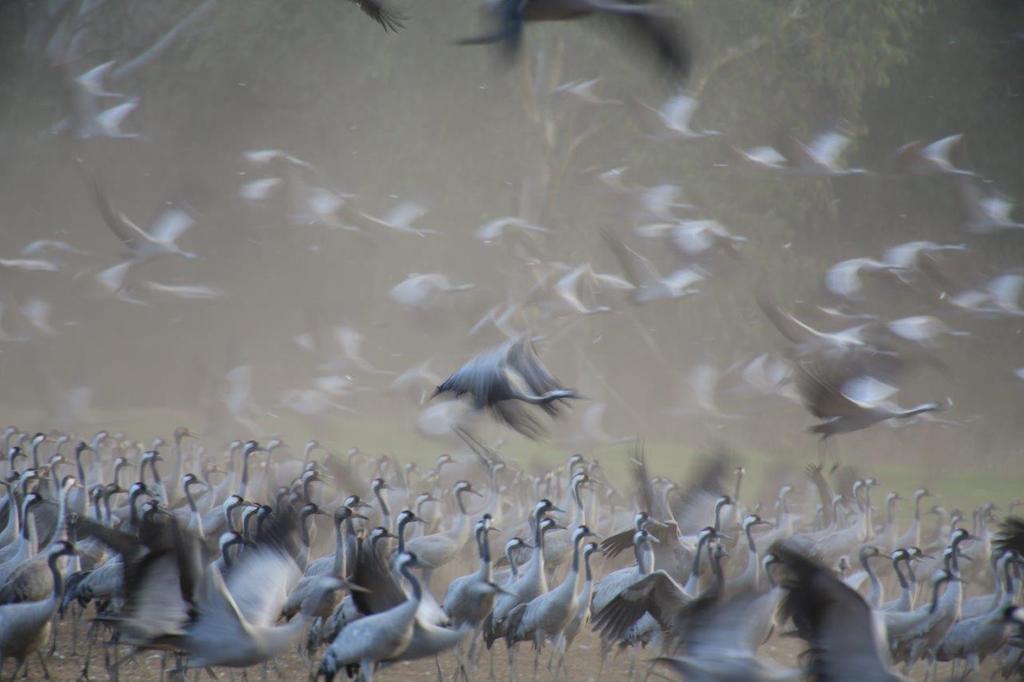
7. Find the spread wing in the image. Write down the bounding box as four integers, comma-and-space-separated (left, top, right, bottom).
348, 0, 406, 32
351, 538, 406, 615
82, 170, 145, 251
148, 208, 194, 245
225, 547, 300, 627
776, 543, 895, 680
792, 356, 868, 419
592, 570, 689, 641
602, 229, 659, 291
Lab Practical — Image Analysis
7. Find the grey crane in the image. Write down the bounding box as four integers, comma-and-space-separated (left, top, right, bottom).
433, 337, 580, 438
937, 549, 1021, 674
82, 169, 196, 268
0, 476, 77, 605
551, 541, 603, 675
484, 499, 561, 647
443, 515, 501, 627
895, 489, 931, 550
630, 92, 720, 142
592, 528, 725, 644
0, 493, 45, 585
791, 354, 944, 441
281, 506, 368, 621
319, 552, 425, 682
729, 514, 772, 594
505, 524, 597, 671
0, 541, 76, 679
896, 133, 973, 176
405, 481, 483, 578
880, 549, 915, 613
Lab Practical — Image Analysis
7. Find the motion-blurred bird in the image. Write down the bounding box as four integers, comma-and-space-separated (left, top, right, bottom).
958, 177, 1024, 233
778, 128, 867, 176
602, 229, 703, 303
775, 543, 907, 680
458, 0, 692, 84
433, 336, 580, 438
358, 202, 435, 236
475, 217, 548, 242
896, 133, 973, 176
389, 273, 475, 310
630, 92, 719, 141
345, 0, 406, 31
83, 170, 196, 265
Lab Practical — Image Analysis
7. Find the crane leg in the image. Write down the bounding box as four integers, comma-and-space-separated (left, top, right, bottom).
48, 613, 59, 656
359, 660, 374, 682
596, 641, 610, 682
70, 605, 81, 656
508, 642, 518, 682
36, 651, 51, 679
531, 632, 542, 681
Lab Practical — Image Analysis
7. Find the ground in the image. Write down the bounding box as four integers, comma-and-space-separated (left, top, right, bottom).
32, 618, 1009, 681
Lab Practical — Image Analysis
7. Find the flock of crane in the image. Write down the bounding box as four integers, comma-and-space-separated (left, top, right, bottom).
4, 1, 1024, 681
0, 427, 1019, 681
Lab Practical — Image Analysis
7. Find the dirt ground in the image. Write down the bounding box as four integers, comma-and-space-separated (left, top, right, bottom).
28, 617, 1010, 681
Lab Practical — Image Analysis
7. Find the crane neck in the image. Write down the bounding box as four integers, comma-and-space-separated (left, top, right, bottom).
928, 579, 944, 614
732, 472, 743, 507
399, 561, 423, 603
331, 518, 346, 577
374, 486, 391, 531
745, 524, 757, 553
689, 534, 708, 578
709, 548, 725, 593
48, 484, 72, 548
75, 449, 87, 486
570, 533, 584, 575
476, 529, 492, 582
892, 557, 907, 590
583, 551, 596, 583
47, 551, 66, 604
397, 515, 415, 554
20, 498, 35, 542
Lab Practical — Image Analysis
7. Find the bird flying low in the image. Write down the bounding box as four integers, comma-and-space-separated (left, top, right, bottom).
433, 336, 580, 438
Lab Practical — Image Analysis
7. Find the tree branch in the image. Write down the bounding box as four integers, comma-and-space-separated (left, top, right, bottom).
691, 0, 810, 97
111, 0, 218, 82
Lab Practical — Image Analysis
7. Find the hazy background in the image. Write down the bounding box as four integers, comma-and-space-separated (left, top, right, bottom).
1, 0, 1023, 477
